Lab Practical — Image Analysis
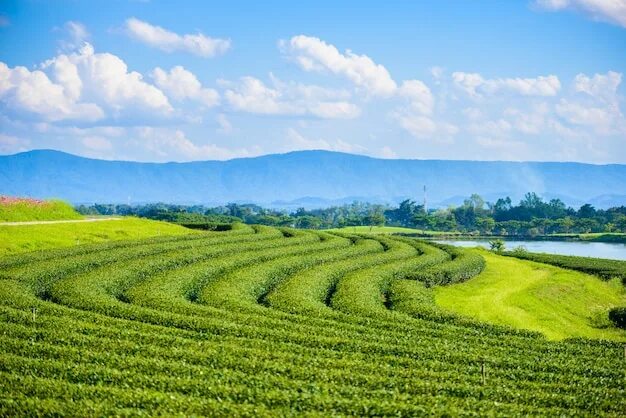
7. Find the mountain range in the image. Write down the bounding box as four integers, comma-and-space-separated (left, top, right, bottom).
1, 149, 625, 209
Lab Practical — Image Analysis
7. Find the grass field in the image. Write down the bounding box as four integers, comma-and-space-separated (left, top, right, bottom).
0, 217, 198, 256
0, 197, 82, 222
435, 250, 626, 341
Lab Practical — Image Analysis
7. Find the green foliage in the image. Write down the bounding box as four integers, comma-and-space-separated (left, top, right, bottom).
489, 239, 505, 252
504, 250, 626, 285
0, 228, 624, 416
608, 307, 626, 329
0, 197, 82, 222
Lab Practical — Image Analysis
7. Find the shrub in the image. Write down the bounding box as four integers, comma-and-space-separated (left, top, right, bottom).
608, 307, 626, 329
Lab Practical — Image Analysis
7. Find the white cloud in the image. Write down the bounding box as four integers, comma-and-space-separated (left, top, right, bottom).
574, 71, 621, 103
285, 128, 366, 153
556, 99, 615, 130
223, 76, 360, 119
468, 119, 513, 137
152, 66, 219, 107
134, 127, 252, 161
224, 76, 298, 115
453, 72, 561, 97
59, 21, 90, 51
534, 0, 626, 28
0, 134, 30, 154
216, 113, 232, 134
44, 43, 172, 117
284, 35, 397, 96
82, 135, 113, 152
0, 61, 104, 122
0, 42, 176, 123
393, 111, 458, 141
462, 107, 483, 120
125, 18, 231, 57
398, 80, 434, 115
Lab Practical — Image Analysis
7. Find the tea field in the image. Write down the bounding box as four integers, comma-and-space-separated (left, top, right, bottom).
0, 225, 624, 416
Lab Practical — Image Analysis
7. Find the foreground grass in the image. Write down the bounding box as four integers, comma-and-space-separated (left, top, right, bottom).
0, 217, 198, 256
327, 225, 455, 235
435, 250, 626, 341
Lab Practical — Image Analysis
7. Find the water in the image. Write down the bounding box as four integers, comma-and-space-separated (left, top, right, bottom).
434, 239, 626, 261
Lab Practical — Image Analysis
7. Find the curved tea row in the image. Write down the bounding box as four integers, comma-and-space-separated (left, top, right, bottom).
0, 225, 623, 416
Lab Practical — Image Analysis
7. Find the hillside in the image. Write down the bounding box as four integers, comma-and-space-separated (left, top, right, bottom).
0, 217, 197, 256
0, 196, 82, 222
1, 150, 626, 208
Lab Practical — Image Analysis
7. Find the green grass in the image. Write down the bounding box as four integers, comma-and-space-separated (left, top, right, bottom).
0, 198, 82, 222
326, 225, 454, 235
435, 250, 626, 341
0, 229, 624, 415
0, 217, 198, 256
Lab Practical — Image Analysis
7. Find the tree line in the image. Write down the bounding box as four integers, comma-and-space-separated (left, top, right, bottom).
77, 192, 626, 235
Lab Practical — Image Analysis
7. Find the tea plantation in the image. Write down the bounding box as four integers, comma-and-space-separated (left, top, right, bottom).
0, 225, 624, 416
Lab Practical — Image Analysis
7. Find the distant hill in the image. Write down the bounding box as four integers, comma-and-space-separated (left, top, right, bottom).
1, 149, 625, 209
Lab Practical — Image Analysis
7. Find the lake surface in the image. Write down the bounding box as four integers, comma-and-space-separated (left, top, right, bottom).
434, 239, 626, 261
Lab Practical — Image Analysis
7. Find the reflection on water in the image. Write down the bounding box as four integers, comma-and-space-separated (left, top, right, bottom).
434, 240, 626, 261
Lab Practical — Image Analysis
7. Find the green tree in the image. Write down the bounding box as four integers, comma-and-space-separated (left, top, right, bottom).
489, 239, 505, 252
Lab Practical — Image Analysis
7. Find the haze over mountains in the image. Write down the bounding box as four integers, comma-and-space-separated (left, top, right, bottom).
1, 150, 626, 209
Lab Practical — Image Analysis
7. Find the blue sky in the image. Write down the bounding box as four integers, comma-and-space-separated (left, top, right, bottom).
0, 0, 625, 163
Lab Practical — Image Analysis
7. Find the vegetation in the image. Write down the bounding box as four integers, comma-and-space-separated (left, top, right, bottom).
327, 225, 453, 235
608, 307, 626, 329
0, 217, 197, 256
78, 192, 626, 235
0, 196, 82, 222
0, 227, 624, 415
435, 250, 626, 341
504, 250, 626, 284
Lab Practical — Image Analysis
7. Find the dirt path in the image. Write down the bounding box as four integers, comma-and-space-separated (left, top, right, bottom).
0, 217, 123, 226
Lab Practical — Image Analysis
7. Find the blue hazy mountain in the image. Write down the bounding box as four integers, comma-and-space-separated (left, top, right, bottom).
1, 149, 625, 208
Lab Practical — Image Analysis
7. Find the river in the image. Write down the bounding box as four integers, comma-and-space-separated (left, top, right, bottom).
434, 239, 626, 261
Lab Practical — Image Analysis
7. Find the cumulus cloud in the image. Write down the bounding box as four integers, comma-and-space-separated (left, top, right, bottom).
283, 35, 397, 96
398, 80, 434, 115
557, 71, 625, 134
45, 43, 173, 116
152, 66, 219, 107
282, 35, 444, 140
223, 76, 360, 119
0, 61, 104, 122
534, 0, 626, 28
452, 72, 561, 97
574, 71, 621, 103
0, 42, 176, 123
556, 99, 616, 132
59, 21, 90, 51
125, 18, 231, 57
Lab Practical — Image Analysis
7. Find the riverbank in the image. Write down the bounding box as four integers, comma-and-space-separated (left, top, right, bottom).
396, 231, 626, 244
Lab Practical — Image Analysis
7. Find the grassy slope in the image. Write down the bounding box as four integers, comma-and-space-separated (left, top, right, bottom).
0, 217, 198, 256
435, 250, 626, 341
326, 225, 454, 235
0, 199, 83, 222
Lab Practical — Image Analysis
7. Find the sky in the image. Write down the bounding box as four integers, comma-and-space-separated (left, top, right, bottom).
0, 0, 625, 163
